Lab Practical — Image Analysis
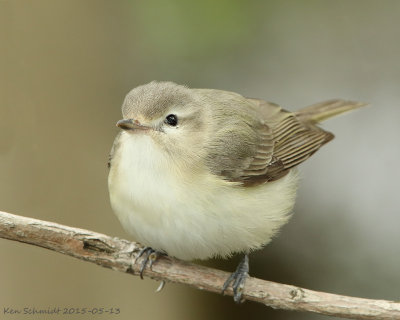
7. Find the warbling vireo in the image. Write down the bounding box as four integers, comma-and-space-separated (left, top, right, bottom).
108, 81, 364, 302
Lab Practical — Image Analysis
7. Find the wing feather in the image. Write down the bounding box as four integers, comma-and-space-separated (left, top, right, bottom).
202, 92, 362, 186
236, 99, 334, 185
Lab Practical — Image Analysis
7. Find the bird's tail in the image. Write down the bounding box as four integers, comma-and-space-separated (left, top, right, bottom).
295, 99, 367, 124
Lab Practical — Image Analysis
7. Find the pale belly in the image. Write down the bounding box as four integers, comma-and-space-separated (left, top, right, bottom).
108, 133, 298, 260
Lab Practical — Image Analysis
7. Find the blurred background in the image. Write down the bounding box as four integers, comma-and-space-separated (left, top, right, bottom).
1, 0, 400, 319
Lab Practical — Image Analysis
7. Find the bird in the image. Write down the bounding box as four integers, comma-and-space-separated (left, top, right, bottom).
107, 81, 365, 302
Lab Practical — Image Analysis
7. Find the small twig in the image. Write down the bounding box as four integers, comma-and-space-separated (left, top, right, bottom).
0, 210, 399, 320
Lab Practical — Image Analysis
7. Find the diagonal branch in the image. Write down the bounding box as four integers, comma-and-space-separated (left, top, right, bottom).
0, 210, 398, 320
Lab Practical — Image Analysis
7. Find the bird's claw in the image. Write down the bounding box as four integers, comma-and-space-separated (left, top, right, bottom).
222, 255, 249, 303
136, 247, 162, 279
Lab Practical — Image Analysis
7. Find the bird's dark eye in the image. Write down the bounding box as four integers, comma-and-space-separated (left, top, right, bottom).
165, 114, 178, 126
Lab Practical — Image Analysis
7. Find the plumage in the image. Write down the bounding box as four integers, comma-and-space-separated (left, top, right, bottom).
108, 81, 365, 261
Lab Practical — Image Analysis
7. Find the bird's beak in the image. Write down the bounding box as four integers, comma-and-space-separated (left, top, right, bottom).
116, 119, 151, 131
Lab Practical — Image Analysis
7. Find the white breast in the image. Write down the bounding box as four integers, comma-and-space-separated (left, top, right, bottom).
108, 132, 299, 260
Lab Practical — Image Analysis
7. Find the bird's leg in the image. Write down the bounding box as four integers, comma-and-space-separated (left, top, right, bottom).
136, 247, 164, 279
222, 254, 249, 303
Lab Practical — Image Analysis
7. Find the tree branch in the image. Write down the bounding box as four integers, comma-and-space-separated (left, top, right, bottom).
0, 210, 398, 319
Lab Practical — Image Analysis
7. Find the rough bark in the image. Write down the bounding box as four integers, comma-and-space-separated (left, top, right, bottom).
0, 210, 399, 320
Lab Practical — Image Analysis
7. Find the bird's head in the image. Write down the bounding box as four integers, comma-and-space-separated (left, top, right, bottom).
116, 81, 208, 170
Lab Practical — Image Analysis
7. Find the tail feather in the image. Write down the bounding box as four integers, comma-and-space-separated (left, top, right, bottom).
295, 99, 367, 124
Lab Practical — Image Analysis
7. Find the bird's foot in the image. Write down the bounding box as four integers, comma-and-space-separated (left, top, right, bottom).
222, 254, 249, 303
135, 247, 163, 279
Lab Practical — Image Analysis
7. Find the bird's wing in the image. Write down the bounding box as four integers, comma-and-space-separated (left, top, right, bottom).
107, 132, 122, 169
232, 99, 334, 186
